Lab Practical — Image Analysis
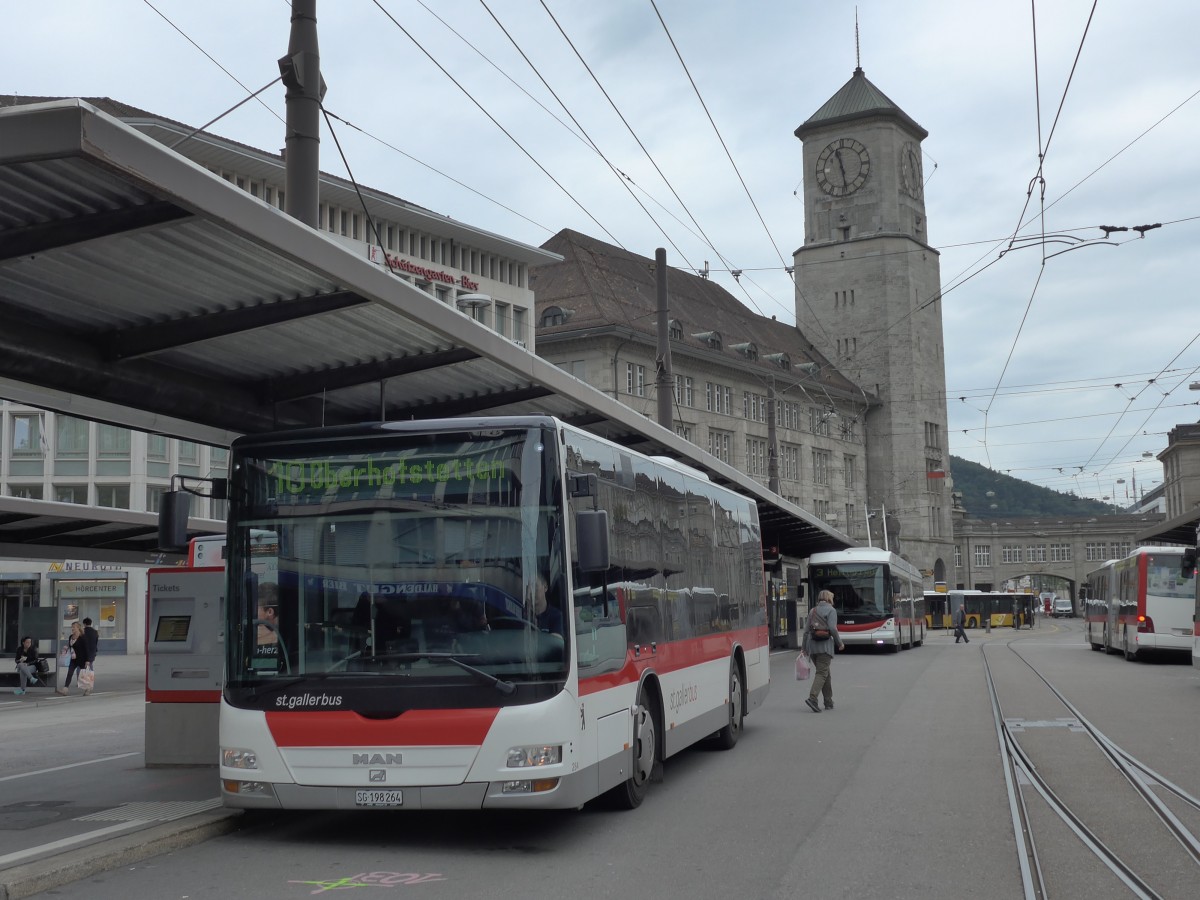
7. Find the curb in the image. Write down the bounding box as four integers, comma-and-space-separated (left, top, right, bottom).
0, 809, 242, 900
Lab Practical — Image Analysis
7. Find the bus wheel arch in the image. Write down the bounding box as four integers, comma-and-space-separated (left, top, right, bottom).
713, 650, 746, 750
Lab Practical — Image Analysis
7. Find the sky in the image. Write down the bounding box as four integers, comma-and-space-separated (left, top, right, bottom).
6, 0, 1199, 506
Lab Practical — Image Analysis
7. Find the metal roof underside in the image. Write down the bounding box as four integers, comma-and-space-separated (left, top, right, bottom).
1135, 508, 1199, 547
0, 99, 853, 560
0, 496, 221, 565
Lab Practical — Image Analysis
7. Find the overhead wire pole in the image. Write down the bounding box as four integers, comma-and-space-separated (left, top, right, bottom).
280, 0, 325, 228
654, 249, 674, 431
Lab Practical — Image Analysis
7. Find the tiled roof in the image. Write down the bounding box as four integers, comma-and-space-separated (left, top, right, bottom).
795, 67, 927, 140
532, 229, 861, 395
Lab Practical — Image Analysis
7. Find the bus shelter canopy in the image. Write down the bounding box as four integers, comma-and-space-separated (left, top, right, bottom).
0, 100, 852, 561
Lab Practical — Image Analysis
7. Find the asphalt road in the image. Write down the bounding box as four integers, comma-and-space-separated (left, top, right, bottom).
4, 618, 1197, 900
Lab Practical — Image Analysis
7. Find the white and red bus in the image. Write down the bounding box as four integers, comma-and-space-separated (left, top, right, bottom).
806, 548, 925, 650
208, 416, 769, 811
1083, 546, 1194, 660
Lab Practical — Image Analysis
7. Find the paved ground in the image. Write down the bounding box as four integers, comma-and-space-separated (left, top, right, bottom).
1, 622, 1053, 898
0, 653, 239, 900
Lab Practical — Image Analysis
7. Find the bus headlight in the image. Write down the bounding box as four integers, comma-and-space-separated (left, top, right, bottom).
222, 748, 259, 770
506, 745, 562, 768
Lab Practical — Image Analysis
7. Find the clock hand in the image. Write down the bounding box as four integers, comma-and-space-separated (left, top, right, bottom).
834, 149, 847, 185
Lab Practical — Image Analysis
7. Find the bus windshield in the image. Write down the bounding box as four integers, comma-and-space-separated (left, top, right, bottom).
223, 425, 567, 704
808, 563, 884, 615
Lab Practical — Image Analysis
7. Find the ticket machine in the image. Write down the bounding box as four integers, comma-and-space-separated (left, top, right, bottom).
145, 567, 224, 766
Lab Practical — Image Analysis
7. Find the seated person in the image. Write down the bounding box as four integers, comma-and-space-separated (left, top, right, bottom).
533, 577, 564, 637
355, 592, 412, 653
253, 582, 284, 671
14, 636, 41, 695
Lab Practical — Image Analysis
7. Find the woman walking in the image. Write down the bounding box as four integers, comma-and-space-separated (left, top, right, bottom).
56, 621, 85, 695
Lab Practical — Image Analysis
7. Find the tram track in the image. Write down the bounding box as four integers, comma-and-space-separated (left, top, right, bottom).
982, 632, 1200, 900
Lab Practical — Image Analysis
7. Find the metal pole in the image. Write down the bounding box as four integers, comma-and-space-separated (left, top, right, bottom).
654, 248, 673, 430
280, 0, 323, 227
767, 377, 780, 493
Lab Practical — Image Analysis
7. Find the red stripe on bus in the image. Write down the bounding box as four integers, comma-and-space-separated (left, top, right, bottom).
266, 708, 500, 746
579, 627, 766, 695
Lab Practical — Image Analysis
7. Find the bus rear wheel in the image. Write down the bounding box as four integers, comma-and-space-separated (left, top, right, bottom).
1123, 631, 1138, 662
608, 686, 658, 809
713, 657, 744, 750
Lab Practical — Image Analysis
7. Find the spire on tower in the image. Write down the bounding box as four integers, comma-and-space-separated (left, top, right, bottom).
855, 7, 861, 72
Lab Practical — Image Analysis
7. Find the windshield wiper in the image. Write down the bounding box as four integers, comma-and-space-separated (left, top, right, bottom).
379, 652, 516, 695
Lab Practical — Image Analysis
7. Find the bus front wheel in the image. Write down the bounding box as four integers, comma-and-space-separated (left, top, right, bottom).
713, 657, 744, 750
608, 686, 658, 810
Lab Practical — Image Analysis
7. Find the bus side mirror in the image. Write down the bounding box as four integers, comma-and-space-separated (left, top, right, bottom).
795, 584, 805, 601
158, 491, 191, 550
575, 509, 610, 573
1182, 549, 1197, 575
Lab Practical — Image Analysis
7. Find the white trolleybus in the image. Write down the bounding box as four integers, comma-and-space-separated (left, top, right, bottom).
1083, 546, 1195, 661
805, 548, 925, 651
203, 416, 770, 811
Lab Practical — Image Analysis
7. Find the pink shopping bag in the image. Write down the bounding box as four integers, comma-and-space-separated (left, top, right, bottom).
795, 652, 811, 681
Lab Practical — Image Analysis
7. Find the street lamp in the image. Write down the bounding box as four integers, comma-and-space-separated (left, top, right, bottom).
456, 293, 491, 323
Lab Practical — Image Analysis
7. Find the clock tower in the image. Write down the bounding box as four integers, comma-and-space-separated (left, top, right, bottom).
794, 66, 953, 586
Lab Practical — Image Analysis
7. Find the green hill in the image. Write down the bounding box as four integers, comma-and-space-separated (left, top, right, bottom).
949, 456, 1122, 518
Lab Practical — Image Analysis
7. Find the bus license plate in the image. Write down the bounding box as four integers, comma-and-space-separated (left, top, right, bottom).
355, 789, 403, 807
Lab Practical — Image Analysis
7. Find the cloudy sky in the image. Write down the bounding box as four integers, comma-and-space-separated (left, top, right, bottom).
7, 0, 1198, 505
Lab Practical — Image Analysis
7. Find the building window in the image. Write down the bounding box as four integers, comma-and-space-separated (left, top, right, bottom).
512, 307, 527, 345
781, 444, 800, 481
1050, 543, 1071, 562
1085, 541, 1106, 561
924, 421, 942, 450
844, 455, 856, 490
675, 424, 692, 442
626, 363, 645, 397
147, 434, 168, 461
746, 438, 767, 477
10, 414, 43, 456
811, 449, 830, 485
1002, 545, 1022, 564
1027, 544, 1047, 563
809, 407, 831, 436
494, 302, 510, 337
55, 484, 89, 504
674, 375, 694, 407
954, 545, 962, 568
708, 429, 731, 463
9, 484, 43, 500
707, 382, 731, 414
56, 416, 89, 458
97, 484, 131, 509
974, 544, 991, 568
98, 424, 131, 459
177, 441, 199, 464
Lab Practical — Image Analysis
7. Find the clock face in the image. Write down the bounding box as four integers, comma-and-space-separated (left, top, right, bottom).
815, 138, 871, 197
901, 142, 923, 200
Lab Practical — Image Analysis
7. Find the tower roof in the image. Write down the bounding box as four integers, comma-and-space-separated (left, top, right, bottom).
795, 67, 927, 140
